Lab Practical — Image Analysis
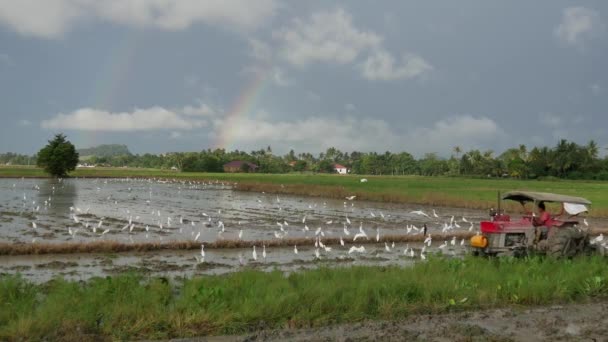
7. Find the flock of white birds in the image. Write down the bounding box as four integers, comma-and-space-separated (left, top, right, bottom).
13, 178, 486, 267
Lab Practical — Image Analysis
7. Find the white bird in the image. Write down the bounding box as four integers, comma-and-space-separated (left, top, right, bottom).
201, 244, 205, 258
348, 246, 366, 254
424, 234, 432, 246
353, 232, 367, 241
421, 253, 426, 260
360, 178, 368, 183
262, 245, 267, 261
32, 221, 37, 229
376, 228, 380, 242
101, 228, 110, 235
315, 248, 321, 259
304, 224, 310, 231
302, 215, 307, 223
439, 241, 448, 249
294, 245, 298, 254
145, 225, 149, 232
410, 210, 430, 218
584, 219, 589, 226
239, 253, 245, 265
461, 238, 465, 246
385, 242, 391, 252
433, 209, 439, 218
252, 246, 257, 261
315, 227, 322, 236
591, 234, 604, 244
469, 223, 474, 231
326, 220, 333, 225
343, 225, 351, 236
462, 217, 469, 223
284, 220, 289, 226
451, 236, 456, 246
194, 231, 201, 241
340, 236, 345, 246
370, 212, 376, 218
238, 229, 243, 239
346, 195, 356, 201
345, 215, 351, 225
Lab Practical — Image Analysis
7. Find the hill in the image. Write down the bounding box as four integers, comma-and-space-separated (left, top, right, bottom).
77, 144, 132, 158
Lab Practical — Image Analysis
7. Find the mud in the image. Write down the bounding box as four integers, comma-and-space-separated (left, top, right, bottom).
204, 301, 608, 342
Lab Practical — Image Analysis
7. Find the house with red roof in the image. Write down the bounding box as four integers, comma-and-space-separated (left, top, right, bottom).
333, 163, 349, 174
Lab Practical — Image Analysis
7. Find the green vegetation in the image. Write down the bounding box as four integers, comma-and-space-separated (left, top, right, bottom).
3, 139, 607, 180
35, 134, 79, 177
2, 256, 608, 339
77, 144, 131, 160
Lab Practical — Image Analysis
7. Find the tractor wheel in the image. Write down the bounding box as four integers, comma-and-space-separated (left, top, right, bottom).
546, 227, 586, 258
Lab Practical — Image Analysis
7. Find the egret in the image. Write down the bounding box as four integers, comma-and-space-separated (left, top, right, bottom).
439, 241, 448, 249
294, 245, 299, 254
252, 246, 257, 261
346, 195, 356, 201
460, 239, 465, 246
262, 245, 267, 261
201, 244, 205, 258
376, 228, 380, 242
584, 219, 589, 226
238, 229, 243, 239
433, 209, 439, 218
346, 215, 351, 225
410, 210, 430, 218
340, 236, 345, 246
384, 242, 391, 252
302, 215, 306, 223
194, 231, 201, 241
451, 236, 456, 246
304, 224, 310, 231
343, 225, 350, 236
348, 246, 366, 254
462, 217, 469, 223
32, 221, 37, 229
315, 248, 321, 259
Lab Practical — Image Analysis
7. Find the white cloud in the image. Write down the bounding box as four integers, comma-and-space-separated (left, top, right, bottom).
0, 0, 278, 38
360, 49, 432, 81
274, 8, 382, 67
215, 113, 501, 156
555, 7, 603, 45
41, 104, 210, 131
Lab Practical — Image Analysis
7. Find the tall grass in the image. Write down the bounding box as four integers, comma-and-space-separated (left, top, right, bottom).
2, 256, 608, 340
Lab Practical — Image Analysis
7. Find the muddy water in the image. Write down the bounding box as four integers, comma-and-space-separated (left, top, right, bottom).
1, 178, 491, 245
1, 177, 601, 283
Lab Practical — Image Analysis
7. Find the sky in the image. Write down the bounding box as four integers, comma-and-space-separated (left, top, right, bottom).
0, 0, 606, 157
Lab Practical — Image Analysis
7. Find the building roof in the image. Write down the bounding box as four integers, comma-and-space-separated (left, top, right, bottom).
333, 164, 347, 169
223, 160, 258, 168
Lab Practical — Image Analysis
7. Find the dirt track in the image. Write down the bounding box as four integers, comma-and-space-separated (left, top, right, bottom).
198, 301, 608, 342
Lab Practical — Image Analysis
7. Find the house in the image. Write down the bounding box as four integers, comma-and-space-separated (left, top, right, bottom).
333, 163, 349, 174
223, 160, 259, 173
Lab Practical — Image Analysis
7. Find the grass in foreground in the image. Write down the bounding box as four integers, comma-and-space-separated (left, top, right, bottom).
2, 256, 608, 340
3, 165, 608, 216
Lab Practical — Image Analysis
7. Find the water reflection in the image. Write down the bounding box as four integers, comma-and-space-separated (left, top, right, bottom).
38, 179, 77, 216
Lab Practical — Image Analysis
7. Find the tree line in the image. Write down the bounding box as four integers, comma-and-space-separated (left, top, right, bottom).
2, 139, 607, 180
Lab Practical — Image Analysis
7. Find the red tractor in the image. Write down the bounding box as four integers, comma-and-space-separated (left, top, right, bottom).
470, 191, 594, 258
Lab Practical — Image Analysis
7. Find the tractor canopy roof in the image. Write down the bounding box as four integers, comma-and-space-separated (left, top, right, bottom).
502, 191, 591, 205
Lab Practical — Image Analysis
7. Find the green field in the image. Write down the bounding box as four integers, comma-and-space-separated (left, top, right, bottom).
2, 165, 607, 216
2, 256, 607, 340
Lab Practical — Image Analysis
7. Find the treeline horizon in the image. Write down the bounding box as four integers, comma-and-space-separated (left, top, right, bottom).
1, 139, 607, 180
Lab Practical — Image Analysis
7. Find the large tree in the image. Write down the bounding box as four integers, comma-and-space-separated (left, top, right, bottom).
36, 134, 79, 177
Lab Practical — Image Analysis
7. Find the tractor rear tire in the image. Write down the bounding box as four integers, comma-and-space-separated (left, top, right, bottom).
546, 227, 586, 258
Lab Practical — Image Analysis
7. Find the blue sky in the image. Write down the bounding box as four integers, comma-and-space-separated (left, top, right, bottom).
0, 1, 606, 156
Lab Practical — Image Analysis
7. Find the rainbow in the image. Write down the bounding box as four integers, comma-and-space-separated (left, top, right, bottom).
74, 31, 142, 149
213, 66, 272, 150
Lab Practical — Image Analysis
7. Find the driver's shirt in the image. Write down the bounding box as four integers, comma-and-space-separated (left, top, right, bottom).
539, 211, 551, 226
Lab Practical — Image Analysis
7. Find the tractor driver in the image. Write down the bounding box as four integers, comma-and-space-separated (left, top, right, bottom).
533, 201, 551, 242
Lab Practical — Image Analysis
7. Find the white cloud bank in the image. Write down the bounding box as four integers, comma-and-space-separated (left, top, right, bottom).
42, 102, 501, 155
273, 8, 432, 81
0, 0, 278, 38
41, 105, 210, 131
555, 7, 603, 45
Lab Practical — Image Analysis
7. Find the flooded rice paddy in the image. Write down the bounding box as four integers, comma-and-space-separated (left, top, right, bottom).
0, 177, 547, 282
